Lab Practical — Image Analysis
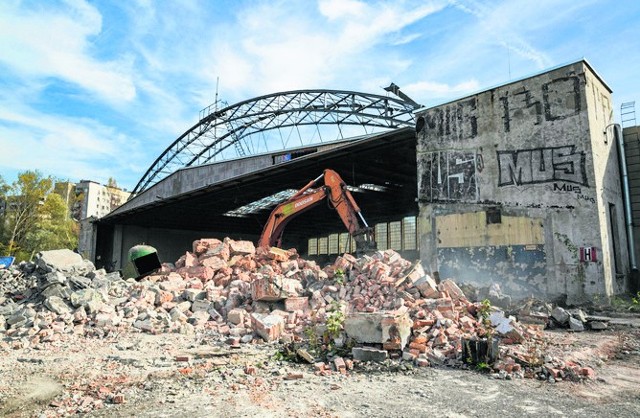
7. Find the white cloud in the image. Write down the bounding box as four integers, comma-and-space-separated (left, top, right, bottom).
0, 103, 144, 189
0, 1, 136, 103
446, 0, 571, 70
318, 0, 366, 20
200, 1, 448, 99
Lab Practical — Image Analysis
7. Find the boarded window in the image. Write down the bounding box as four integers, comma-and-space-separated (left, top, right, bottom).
318, 237, 328, 254
376, 223, 388, 250
389, 221, 402, 250
403, 216, 417, 250
328, 234, 339, 254
339, 233, 350, 254
308, 238, 318, 255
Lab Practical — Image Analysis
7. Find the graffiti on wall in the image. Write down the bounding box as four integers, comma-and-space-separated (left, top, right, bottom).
420, 98, 478, 141
419, 150, 479, 201
500, 76, 581, 132
497, 145, 587, 187
417, 75, 582, 140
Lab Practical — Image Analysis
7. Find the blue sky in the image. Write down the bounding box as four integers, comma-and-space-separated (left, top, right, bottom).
1, 0, 639, 191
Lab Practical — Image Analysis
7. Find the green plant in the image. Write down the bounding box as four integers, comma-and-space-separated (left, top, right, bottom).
478, 299, 492, 321
334, 269, 345, 285
475, 362, 491, 372
632, 291, 640, 305
325, 302, 345, 339
303, 326, 321, 353
477, 299, 494, 340
272, 342, 300, 363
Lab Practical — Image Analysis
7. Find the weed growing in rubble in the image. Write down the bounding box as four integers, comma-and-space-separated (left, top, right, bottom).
325, 302, 346, 339
632, 292, 640, 305
304, 326, 321, 352
475, 362, 491, 372
334, 269, 346, 285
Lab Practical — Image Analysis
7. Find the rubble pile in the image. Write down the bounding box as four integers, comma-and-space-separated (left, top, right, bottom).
548, 306, 609, 331
0, 266, 32, 299
0, 240, 596, 381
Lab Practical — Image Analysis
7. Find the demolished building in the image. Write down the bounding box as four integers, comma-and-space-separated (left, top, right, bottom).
94, 60, 638, 303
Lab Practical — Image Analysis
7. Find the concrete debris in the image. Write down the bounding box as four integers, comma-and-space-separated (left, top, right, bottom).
551, 307, 570, 325
589, 321, 608, 330
0, 238, 612, 383
352, 346, 388, 362
569, 316, 585, 332
344, 310, 412, 350
36, 249, 92, 275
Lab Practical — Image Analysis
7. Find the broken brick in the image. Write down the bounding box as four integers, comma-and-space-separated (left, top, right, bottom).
284, 296, 309, 312
251, 313, 284, 342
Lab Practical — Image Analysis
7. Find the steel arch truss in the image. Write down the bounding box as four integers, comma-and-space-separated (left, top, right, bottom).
133, 89, 419, 195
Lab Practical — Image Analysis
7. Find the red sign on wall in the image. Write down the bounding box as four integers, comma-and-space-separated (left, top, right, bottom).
579, 247, 597, 262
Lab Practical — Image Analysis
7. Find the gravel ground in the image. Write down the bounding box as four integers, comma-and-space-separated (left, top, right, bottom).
1, 326, 638, 417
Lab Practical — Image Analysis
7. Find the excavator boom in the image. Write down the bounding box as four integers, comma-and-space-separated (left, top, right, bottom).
258, 169, 376, 253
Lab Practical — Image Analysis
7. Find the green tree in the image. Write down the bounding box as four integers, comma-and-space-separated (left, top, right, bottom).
106, 177, 123, 211
1, 171, 53, 258
24, 193, 78, 254
0, 175, 9, 237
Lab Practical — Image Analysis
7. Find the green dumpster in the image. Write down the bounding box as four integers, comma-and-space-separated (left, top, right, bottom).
128, 244, 161, 279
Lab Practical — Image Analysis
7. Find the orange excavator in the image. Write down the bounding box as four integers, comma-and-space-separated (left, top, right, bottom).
258, 169, 377, 253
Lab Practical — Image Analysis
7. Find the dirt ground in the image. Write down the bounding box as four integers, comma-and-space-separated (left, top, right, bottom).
0, 323, 639, 418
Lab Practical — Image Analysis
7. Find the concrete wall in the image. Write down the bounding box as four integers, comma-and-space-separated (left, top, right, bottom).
623, 125, 640, 292
415, 61, 628, 303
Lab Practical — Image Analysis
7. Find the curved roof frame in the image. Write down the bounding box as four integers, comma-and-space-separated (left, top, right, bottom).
132, 89, 419, 195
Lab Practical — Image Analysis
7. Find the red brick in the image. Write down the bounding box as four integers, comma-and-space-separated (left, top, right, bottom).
383, 341, 402, 351
184, 252, 198, 267
176, 265, 214, 282
334, 357, 346, 371
284, 296, 309, 312
413, 335, 428, 345
434, 333, 448, 346
580, 367, 595, 379
409, 341, 427, 353
438, 279, 466, 302
228, 239, 256, 256
193, 238, 224, 256
112, 394, 125, 404
413, 319, 435, 329
251, 276, 300, 302
345, 359, 354, 370
284, 372, 304, 380
200, 255, 227, 270
251, 313, 284, 342
154, 290, 173, 306
415, 276, 439, 298
268, 247, 291, 261
415, 358, 430, 367
546, 367, 562, 379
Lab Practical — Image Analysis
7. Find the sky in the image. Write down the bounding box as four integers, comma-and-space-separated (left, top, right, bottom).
1, 0, 639, 192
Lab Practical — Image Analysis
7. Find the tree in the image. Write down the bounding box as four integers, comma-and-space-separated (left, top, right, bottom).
24, 193, 78, 253
106, 176, 124, 211
0, 175, 9, 245
1, 171, 53, 258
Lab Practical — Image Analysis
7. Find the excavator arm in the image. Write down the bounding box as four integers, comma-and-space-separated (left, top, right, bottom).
258, 169, 376, 253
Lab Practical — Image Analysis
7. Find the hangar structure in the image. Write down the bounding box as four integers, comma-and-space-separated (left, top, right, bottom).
96, 60, 640, 303
96, 89, 423, 270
